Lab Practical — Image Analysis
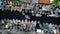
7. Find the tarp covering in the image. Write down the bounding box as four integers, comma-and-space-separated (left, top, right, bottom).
31, 0, 38, 4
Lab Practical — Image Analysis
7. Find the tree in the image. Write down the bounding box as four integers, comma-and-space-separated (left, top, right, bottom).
53, 0, 60, 5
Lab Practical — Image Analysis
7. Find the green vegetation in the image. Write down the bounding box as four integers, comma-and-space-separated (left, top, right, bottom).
13, 0, 19, 2
2, 0, 20, 2
53, 0, 60, 5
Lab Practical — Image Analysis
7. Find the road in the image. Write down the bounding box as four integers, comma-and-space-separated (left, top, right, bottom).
0, 29, 36, 34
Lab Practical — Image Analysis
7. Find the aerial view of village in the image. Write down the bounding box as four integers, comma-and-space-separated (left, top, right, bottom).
0, 0, 60, 34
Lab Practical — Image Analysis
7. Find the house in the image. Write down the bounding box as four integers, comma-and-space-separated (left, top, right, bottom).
39, 0, 50, 4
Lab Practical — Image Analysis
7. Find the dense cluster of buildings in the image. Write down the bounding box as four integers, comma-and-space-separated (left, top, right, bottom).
0, 0, 60, 34
0, 19, 36, 31
20, 0, 54, 4
37, 22, 59, 34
